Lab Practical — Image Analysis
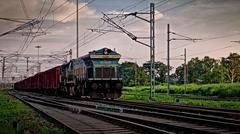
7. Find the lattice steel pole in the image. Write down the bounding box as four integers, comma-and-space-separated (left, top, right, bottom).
184, 48, 187, 94
167, 24, 170, 95
2, 57, 5, 81
35, 45, 41, 73
76, 0, 79, 58
98, 3, 156, 100
150, 3, 155, 99
26, 57, 29, 73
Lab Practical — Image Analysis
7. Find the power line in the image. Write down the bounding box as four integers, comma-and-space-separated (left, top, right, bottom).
45, 0, 95, 32
124, 0, 195, 27
61, 0, 149, 52
169, 32, 240, 58
19, 0, 29, 18
19, 0, 56, 54
15, 0, 48, 55
66, 0, 170, 56
118, 0, 169, 27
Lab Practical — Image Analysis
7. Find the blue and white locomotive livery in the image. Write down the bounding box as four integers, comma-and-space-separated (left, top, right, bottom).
60, 48, 123, 99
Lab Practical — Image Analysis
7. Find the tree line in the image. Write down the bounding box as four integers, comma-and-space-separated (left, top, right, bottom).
119, 53, 240, 86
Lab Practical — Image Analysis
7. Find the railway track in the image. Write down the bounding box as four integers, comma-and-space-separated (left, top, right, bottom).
94, 99, 240, 119
10, 91, 240, 134
10, 91, 138, 134
56, 98, 240, 133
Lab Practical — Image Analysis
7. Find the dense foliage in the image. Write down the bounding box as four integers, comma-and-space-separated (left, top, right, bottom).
119, 53, 240, 86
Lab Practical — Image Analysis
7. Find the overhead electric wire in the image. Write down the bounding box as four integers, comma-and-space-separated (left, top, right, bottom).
41, 0, 98, 53
19, 0, 29, 18
13, 0, 55, 62
122, 0, 169, 24
20, 0, 55, 54
124, 0, 195, 27
169, 32, 240, 57
51, 0, 70, 13
68, 0, 167, 51
68, 0, 195, 61
45, 0, 95, 32
120, 31, 240, 63
2, 0, 53, 77
61, 0, 149, 52
15, 0, 48, 55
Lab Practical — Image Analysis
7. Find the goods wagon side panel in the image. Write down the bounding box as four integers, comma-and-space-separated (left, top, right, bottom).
56, 67, 60, 89
43, 66, 60, 90
53, 66, 60, 89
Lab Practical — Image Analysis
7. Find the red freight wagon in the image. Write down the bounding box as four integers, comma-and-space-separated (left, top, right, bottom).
14, 66, 60, 94
41, 66, 60, 94
26, 76, 32, 91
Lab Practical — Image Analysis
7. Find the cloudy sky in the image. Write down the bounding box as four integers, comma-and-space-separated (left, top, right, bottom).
0, 0, 240, 78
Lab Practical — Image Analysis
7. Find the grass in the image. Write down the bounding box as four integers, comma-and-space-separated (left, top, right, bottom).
120, 83, 240, 109
123, 83, 240, 97
0, 89, 65, 134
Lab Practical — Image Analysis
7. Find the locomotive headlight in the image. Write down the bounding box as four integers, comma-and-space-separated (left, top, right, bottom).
104, 48, 108, 55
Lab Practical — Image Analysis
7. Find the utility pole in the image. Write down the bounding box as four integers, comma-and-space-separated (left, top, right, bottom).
2, 57, 5, 82
35, 45, 41, 73
26, 57, 29, 73
167, 24, 170, 95
96, 3, 155, 100
184, 48, 187, 94
167, 24, 201, 95
70, 49, 72, 60
149, 3, 155, 99
76, 0, 79, 58
134, 61, 137, 87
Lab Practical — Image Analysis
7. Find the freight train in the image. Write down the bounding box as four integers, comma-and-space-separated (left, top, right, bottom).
14, 48, 123, 99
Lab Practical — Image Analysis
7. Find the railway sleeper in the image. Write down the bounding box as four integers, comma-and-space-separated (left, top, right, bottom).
93, 110, 235, 134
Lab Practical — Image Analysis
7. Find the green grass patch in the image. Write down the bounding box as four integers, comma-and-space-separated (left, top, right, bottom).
0, 90, 65, 134
120, 83, 240, 109
123, 83, 240, 97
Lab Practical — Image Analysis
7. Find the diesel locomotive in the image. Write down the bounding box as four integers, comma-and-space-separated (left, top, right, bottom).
14, 48, 123, 99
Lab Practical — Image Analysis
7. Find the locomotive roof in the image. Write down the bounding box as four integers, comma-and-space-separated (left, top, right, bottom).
61, 48, 120, 67
81, 47, 121, 60
89, 47, 119, 55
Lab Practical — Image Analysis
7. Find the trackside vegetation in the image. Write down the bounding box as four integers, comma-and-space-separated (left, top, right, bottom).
119, 53, 240, 86
120, 83, 240, 109
0, 90, 64, 134
123, 83, 240, 97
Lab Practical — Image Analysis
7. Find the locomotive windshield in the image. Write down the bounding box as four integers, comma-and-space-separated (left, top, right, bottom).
96, 67, 115, 78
